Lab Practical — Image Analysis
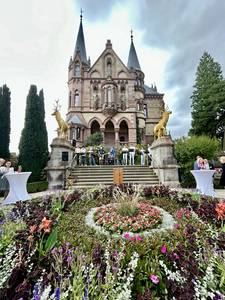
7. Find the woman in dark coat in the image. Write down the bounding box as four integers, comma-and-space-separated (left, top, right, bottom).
219, 156, 225, 187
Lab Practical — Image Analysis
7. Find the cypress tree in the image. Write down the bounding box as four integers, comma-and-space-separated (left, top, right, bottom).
19, 85, 48, 181
189, 52, 223, 137
0, 84, 11, 159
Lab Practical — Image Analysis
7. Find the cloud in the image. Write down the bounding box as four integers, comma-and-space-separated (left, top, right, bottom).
74, 0, 127, 22
132, 0, 225, 137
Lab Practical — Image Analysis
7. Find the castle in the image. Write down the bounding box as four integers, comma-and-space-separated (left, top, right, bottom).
66, 14, 165, 147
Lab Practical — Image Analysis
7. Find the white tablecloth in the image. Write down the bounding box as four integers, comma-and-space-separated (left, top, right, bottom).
191, 170, 215, 197
3, 172, 31, 205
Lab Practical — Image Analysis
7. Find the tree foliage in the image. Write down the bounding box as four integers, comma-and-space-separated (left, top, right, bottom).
19, 85, 48, 181
84, 132, 103, 146
0, 85, 11, 159
174, 135, 220, 187
190, 52, 224, 137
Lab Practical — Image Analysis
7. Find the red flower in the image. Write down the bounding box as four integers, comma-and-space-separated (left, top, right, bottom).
29, 224, 37, 234
39, 217, 52, 233
215, 201, 225, 220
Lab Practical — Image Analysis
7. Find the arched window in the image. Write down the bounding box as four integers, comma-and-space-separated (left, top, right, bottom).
144, 104, 148, 118
107, 86, 112, 104
106, 58, 112, 77
76, 127, 81, 140
75, 90, 80, 106
74, 62, 80, 77
69, 91, 72, 107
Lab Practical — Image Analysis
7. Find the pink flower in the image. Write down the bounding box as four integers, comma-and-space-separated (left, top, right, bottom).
173, 253, 180, 260
135, 235, 142, 241
149, 274, 159, 284
124, 233, 131, 239
161, 245, 167, 254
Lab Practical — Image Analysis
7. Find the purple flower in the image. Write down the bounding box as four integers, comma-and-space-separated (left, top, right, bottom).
174, 223, 180, 229
55, 287, 60, 300
51, 247, 58, 255
67, 255, 73, 266
149, 274, 159, 284
161, 245, 167, 254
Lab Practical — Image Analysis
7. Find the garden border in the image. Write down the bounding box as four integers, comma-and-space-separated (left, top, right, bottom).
85, 204, 176, 238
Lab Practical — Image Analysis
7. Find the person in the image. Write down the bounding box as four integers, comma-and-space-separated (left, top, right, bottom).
147, 144, 152, 166
122, 144, 128, 165
80, 146, 87, 166
109, 146, 116, 165
0, 160, 13, 197
89, 146, 96, 166
203, 159, 210, 170
98, 146, 105, 165
129, 144, 136, 166
75, 146, 81, 166
0, 158, 6, 195
193, 156, 202, 170
197, 157, 205, 170
219, 156, 225, 187
140, 147, 146, 166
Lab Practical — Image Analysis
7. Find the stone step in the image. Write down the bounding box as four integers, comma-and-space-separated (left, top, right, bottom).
72, 182, 159, 187
72, 174, 156, 178
74, 177, 158, 183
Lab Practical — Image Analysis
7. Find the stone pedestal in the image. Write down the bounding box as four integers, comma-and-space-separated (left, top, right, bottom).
45, 138, 74, 190
151, 136, 180, 187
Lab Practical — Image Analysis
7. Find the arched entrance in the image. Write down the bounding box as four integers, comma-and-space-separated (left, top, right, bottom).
91, 120, 100, 134
119, 120, 128, 144
105, 120, 115, 147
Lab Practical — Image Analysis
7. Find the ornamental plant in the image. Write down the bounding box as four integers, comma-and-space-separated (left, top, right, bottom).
114, 185, 143, 217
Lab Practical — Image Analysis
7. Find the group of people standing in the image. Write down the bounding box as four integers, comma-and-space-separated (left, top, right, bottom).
193, 156, 210, 170
74, 144, 152, 166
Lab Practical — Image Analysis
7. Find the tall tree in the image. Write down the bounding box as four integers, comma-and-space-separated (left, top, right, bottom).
0, 84, 11, 159
190, 52, 223, 137
19, 85, 48, 181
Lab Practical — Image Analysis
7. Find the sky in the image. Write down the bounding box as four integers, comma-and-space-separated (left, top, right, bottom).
1, 0, 225, 153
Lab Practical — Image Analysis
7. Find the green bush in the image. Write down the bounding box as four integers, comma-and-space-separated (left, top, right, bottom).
84, 132, 103, 146
27, 181, 48, 193
174, 135, 220, 187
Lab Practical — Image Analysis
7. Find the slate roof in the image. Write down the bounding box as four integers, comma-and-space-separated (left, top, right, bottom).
74, 16, 88, 64
127, 39, 141, 70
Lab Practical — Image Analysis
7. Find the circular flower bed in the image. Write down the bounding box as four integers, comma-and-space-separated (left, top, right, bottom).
94, 202, 163, 233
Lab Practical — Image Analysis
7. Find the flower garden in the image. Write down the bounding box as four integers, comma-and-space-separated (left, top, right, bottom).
0, 184, 225, 299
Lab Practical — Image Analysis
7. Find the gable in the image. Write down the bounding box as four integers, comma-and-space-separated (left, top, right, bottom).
88, 44, 130, 79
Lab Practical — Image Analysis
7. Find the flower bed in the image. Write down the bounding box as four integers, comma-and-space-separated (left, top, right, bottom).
0, 184, 225, 299
94, 202, 162, 233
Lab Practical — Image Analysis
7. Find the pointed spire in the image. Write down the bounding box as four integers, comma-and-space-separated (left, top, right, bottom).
74, 10, 88, 64
127, 30, 141, 70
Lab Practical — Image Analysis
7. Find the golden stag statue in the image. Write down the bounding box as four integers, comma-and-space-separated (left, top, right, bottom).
154, 108, 172, 140
52, 100, 69, 139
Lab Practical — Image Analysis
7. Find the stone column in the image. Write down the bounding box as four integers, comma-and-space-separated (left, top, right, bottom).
151, 136, 180, 187
45, 138, 75, 190
115, 128, 119, 147
100, 128, 105, 144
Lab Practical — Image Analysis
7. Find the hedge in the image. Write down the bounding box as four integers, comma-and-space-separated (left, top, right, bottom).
27, 181, 48, 193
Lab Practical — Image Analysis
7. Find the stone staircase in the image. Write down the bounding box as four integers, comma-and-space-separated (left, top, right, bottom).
69, 165, 159, 188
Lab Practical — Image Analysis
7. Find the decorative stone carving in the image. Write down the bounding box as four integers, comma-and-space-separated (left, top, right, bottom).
102, 104, 118, 117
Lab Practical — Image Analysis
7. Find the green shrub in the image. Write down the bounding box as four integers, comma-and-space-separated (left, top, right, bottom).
174, 135, 220, 187
27, 181, 48, 193
84, 132, 103, 146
